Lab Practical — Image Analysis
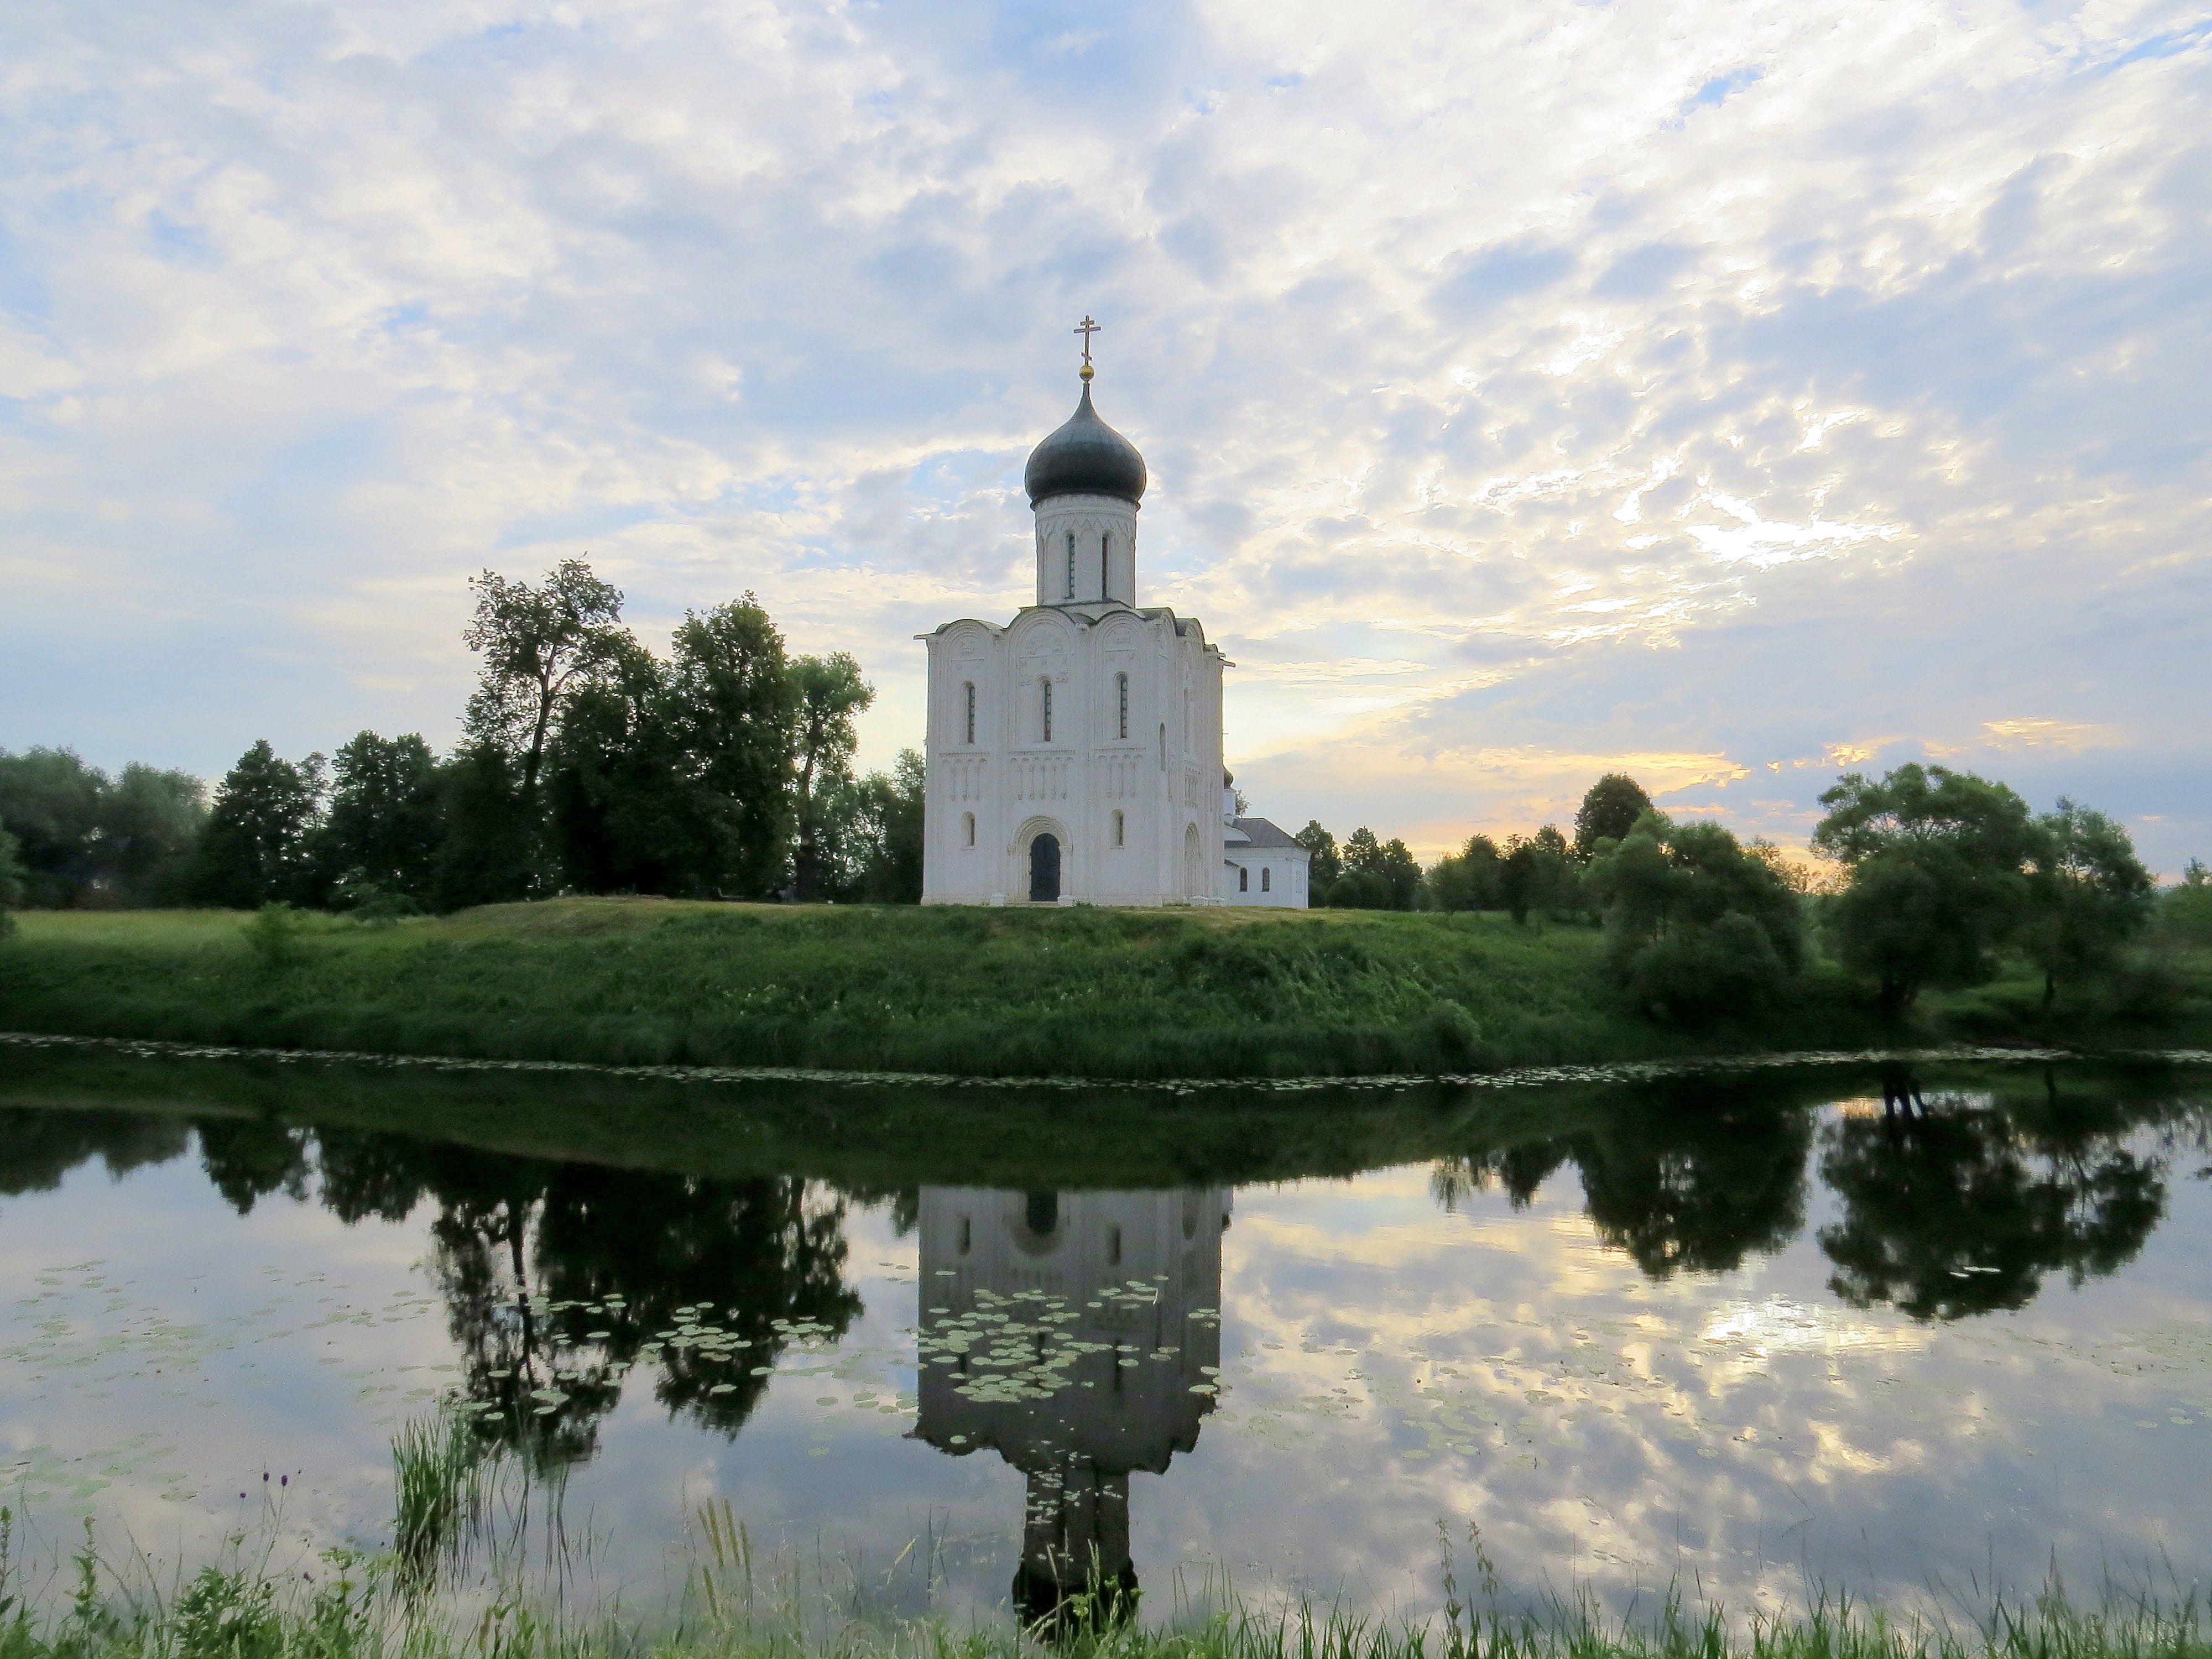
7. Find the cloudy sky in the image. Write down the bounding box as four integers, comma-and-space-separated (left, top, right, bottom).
4, 0, 2208, 869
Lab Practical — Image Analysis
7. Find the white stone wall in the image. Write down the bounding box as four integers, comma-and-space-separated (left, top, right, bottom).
1223, 847, 1310, 907
920, 602, 1225, 906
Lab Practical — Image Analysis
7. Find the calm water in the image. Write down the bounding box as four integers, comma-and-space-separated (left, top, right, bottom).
2, 1039, 2209, 1627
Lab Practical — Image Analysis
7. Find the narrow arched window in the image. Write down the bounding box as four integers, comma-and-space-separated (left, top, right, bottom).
1111, 809, 1124, 847
1261, 867, 1271, 892
1157, 722, 1166, 770
962, 811, 975, 847
1115, 672, 1128, 739
1066, 533, 1076, 600
1239, 866, 1249, 892
1041, 677, 1053, 743
1100, 532, 1110, 599
962, 681, 975, 745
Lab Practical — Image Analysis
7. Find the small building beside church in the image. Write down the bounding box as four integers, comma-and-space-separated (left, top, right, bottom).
922, 359, 1294, 906
1220, 771, 1311, 907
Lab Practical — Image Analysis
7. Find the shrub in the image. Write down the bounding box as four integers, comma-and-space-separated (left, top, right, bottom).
241, 902, 309, 971
1589, 812, 1802, 1024
1620, 910, 1788, 1025
2162, 862, 2212, 945
172, 1568, 281, 1659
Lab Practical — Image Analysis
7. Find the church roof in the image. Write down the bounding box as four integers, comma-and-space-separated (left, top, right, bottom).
1229, 817, 1307, 853
1024, 381, 1147, 507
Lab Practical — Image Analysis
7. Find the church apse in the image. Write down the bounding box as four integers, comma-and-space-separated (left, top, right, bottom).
912, 1186, 1229, 1625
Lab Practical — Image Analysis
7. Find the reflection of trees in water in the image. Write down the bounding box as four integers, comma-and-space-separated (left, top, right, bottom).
195, 1119, 314, 1212
148, 1121, 863, 1466
1818, 1070, 2168, 1320
1433, 1071, 2184, 1320
1434, 1088, 1811, 1279
334, 1139, 861, 1464
0, 1108, 190, 1199
1575, 1106, 1809, 1277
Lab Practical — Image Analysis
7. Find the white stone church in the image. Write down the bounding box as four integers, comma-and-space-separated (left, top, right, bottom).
919, 361, 1309, 907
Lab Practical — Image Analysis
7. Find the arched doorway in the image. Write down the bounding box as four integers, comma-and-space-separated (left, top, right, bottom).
1183, 822, 1203, 898
1029, 832, 1062, 902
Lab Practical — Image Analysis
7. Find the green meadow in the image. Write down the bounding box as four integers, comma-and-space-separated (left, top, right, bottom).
3, 899, 2206, 1079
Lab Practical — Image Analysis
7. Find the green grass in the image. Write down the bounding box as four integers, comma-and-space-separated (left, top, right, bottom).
2, 901, 2206, 1081
0, 1523, 2204, 1659
389, 1409, 488, 1585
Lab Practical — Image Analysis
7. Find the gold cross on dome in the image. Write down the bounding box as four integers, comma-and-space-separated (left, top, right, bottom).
1073, 315, 1101, 374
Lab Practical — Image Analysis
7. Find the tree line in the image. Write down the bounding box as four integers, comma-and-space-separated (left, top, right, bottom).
3, 558, 2208, 1022
1297, 768, 2209, 1026
1293, 773, 1663, 917
0, 560, 924, 919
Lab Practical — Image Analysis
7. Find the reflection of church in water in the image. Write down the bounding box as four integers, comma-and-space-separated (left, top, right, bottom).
912, 1187, 1230, 1621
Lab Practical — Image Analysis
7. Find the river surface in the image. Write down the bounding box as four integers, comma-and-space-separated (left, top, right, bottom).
1, 1038, 2208, 1630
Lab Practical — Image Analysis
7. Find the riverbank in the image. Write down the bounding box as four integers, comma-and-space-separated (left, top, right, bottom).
4, 1489, 2207, 1659
0, 1547, 2201, 1659
2, 900, 2205, 1079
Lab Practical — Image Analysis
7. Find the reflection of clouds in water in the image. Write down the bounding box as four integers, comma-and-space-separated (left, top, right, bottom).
0, 1156, 456, 1572
1699, 1296, 1928, 1357
3, 1084, 2211, 1629
1191, 1164, 2210, 1619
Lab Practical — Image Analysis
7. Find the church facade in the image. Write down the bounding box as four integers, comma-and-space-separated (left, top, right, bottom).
919, 367, 1241, 906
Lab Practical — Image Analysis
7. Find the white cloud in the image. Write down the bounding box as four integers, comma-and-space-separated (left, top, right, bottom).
0, 0, 2205, 865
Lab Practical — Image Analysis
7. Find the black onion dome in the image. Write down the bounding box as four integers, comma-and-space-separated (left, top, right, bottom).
1024, 382, 1147, 507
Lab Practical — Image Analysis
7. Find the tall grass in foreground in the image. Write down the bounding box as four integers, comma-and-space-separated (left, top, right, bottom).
1, 1493, 2205, 1659
0, 1408, 2204, 1659
390, 1407, 488, 1584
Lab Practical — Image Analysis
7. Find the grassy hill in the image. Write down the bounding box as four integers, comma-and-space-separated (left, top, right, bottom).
2, 899, 2205, 1080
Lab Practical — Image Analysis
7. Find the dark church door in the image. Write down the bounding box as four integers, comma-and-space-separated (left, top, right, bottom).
1029, 833, 1061, 902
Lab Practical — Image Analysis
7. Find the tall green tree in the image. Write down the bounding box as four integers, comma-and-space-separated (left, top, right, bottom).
431, 744, 539, 912
0, 749, 205, 906
1574, 774, 1653, 859
194, 741, 327, 909
545, 639, 696, 895
1588, 810, 1803, 1023
462, 560, 628, 812
822, 749, 925, 902
2165, 858, 2212, 945
1293, 822, 1342, 888
1332, 827, 1420, 909
2022, 799, 2155, 1007
1428, 833, 1503, 912
789, 653, 873, 901
98, 764, 206, 904
669, 595, 796, 898
0, 817, 23, 936
0, 748, 106, 906
320, 733, 444, 909
1812, 765, 2039, 1013
1499, 826, 1577, 924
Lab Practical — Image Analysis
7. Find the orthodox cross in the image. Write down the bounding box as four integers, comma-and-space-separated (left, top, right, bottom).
1073, 315, 1101, 372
